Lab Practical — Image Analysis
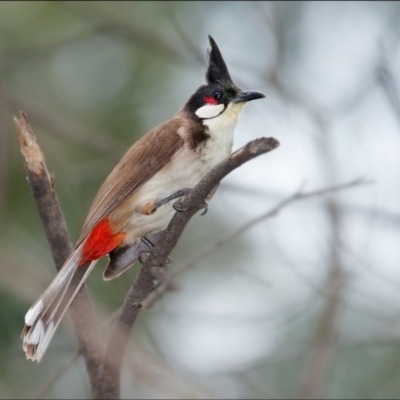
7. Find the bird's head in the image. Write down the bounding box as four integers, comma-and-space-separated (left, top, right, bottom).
185, 35, 265, 122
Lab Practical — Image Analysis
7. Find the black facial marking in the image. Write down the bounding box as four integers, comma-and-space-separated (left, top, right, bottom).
185, 84, 238, 117
183, 36, 239, 120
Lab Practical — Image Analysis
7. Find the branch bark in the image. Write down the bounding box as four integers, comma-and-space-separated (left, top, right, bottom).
140, 177, 369, 309
14, 111, 103, 399
15, 108, 279, 399
97, 137, 280, 399
32, 178, 370, 399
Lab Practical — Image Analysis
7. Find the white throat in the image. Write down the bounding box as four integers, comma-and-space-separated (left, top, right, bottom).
202, 102, 245, 137
198, 102, 246, 164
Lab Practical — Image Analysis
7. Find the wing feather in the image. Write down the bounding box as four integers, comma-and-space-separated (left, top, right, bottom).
77, 118, 185, 245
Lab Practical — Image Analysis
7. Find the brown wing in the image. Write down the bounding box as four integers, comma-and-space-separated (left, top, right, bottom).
76, 118, 184, 245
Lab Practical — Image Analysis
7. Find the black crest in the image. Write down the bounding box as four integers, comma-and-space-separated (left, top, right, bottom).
206, 35, 233, 85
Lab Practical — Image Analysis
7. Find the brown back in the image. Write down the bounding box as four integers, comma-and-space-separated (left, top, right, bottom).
77, 118, 184, 245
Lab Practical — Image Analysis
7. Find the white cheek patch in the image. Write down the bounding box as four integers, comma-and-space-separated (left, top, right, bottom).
195, 103, 225, 119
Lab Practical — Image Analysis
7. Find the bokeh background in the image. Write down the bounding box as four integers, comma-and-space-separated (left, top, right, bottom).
1, 1, 400, 398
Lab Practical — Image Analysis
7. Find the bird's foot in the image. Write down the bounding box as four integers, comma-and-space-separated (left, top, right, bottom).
174, 195, 209, 214
173, 197, 188, 212
138, 250, 151, 264
154, 188, 192, 211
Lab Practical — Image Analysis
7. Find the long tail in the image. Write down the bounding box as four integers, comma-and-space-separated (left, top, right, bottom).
21, 244, 97, 362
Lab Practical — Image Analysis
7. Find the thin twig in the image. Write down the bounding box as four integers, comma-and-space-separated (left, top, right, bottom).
33, 351, 81, 399
33, 308, 121, 399
377, 46, 400, 125
141, 177, 370, 309
32, 176, 369, 397
13, 111, 103, 399
59, 1, 185, 64
97, 137, 280, 399
297, 200, 345, 399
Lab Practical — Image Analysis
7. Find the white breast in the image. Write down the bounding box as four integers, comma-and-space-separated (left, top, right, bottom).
122, 103, 245, 243
123, 144, 213, 242
199, 101, 244, 165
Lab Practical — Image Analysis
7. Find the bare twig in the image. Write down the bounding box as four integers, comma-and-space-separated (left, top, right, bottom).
297, 201, 345, 399
34, 307, 122, 399
297, 267, 344, 399
141, 177, 370, 309
33, 351, 81, 400
13, 111, 103, 399
377, 47, 400, 125
0, 91, 10, 217
236, 371, 280, 399
165, 5, 206, 66
97, 137, 280, 399
31, 176, 369, 398
59, 1, 185, 64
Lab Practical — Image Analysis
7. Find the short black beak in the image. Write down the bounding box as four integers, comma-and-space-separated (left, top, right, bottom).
234, 91, 265, 103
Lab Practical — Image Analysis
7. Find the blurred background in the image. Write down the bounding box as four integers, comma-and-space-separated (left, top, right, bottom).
1, 1, 400, 398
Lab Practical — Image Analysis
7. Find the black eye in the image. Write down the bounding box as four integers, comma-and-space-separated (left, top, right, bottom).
214, 91, 222, 101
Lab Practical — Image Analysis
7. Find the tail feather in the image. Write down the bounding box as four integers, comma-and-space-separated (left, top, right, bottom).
22, 244, 97, 362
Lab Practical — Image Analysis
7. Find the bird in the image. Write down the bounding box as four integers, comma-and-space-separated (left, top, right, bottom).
22, 35, 266, 362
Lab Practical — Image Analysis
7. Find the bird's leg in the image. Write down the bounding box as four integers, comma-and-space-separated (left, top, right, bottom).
142, 236, 155, 249
137, 236, 154, 264
154, 188, 192, 210
175, 197, 210, 215
153, 187, 209, 214
175, 183, 217, 215
174, 196, 209, 214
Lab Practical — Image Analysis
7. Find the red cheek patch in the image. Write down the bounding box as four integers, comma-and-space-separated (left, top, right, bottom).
204, 96, 218, 105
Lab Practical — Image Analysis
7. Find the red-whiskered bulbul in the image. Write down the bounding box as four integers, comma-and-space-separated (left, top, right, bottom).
22, 35, 265, 362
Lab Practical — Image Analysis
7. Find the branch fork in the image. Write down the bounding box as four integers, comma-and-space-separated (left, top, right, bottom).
14, 110, 279, 399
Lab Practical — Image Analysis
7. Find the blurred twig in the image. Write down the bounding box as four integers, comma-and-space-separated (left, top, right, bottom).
13, 111, 103, 399
140, 177, 370, 310
5, 93, 126, 158
59, 1, 185, 63
297, 227, 345, 399
32, 308, 120, 399
164, 5, 206, 66
97, 137, 280, 399
377, 45, 400, 125
0, 90, 10, 217
33, 351, 81, 400
237, 371, 280, 399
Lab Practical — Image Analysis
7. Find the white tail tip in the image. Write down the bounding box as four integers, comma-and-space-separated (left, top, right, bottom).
24, 300, 44, 326
22, 320, 55, 362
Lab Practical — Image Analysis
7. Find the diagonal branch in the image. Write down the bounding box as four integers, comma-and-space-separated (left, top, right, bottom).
140, 177, 370, 309
13, 111, 103, 399
97, 137, 280, 399
29, 178, 370, 398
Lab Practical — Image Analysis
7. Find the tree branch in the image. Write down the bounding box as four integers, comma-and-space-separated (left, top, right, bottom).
297, 200, 345, 399
28, 177, 370, 398
13, 111, 103, 399
97, 137, 280, 399
141, 177, 370, 309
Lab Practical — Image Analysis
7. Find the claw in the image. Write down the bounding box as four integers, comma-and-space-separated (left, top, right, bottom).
173, 198, 188, 212
200, 201, 208, 216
